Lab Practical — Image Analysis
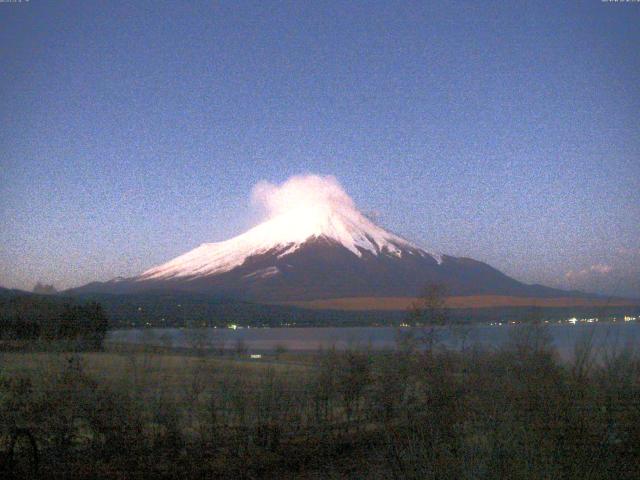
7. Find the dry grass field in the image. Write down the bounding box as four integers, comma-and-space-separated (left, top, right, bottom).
1, 326, 639, 479
281, 295, 640, 311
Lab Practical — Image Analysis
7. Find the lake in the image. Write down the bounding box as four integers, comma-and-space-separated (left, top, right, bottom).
108, 320, 640, 359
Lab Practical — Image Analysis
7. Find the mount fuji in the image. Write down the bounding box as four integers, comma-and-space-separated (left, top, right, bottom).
69, 175, 602, 308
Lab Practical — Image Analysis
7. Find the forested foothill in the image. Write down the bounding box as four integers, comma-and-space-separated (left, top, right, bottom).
0, 294, 108, 351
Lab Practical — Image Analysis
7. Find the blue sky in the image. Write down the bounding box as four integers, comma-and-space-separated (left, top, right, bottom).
1, 1, 639, 297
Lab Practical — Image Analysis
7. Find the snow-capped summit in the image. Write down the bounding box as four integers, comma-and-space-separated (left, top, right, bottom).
139, 182, 440, 282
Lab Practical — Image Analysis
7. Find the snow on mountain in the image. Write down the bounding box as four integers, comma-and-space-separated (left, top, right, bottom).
139, 175, 441, 281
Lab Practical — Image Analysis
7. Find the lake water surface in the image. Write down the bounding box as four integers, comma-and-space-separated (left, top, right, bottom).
108, 322, 640, 359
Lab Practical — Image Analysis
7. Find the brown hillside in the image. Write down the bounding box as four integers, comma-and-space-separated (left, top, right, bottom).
280, 295, 639, 311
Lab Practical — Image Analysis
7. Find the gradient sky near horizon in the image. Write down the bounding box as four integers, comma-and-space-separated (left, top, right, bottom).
1, 1, 639, 297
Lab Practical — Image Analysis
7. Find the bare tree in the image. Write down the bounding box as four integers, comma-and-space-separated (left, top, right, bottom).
407, 284, 450, 351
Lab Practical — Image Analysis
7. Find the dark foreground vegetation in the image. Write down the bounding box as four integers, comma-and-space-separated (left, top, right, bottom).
0, 295, 108, 351
0, 322, 639, 479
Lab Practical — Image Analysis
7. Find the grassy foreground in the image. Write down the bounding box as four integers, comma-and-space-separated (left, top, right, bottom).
1, 325, 639, 479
